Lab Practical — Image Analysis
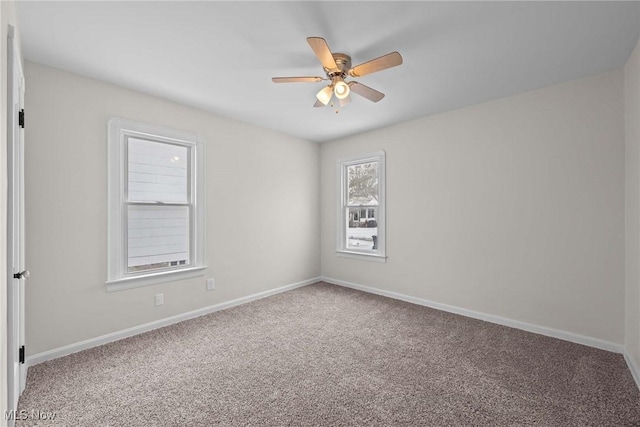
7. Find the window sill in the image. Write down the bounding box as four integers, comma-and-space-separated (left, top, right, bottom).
105, 266, 207, 292
336, 250, 387, 263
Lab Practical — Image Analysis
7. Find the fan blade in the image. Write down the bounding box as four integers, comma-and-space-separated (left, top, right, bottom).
348, 52, 403, 77
339, 95, 352, 107
272, 76, 324, 83
313, 99, 325, 108
348, 81, 385, 102
307, 37, 338, 71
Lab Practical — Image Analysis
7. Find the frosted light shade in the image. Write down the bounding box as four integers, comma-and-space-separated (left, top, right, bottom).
316, 86, 333, 105
334, 80, 350, 99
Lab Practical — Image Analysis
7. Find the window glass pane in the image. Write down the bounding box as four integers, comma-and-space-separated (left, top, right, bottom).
346, 207, 378, 251
127, 205, 189, 272
128, 137, 188, 203
347, 161, 379, 206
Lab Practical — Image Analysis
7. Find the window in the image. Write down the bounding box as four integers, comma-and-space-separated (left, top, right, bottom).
337, 151, 386, 261
107, 118, 206, 291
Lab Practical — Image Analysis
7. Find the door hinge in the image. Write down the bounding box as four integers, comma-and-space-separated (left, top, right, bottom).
19, 345, 25, 364
18, 109, 24, 128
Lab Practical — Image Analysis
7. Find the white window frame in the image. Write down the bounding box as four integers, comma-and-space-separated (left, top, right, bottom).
106, 118, 206, 292
336, 151, 386, 262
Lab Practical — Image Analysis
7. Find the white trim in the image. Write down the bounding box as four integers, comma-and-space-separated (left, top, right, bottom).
27, 277, 320, 366
623, 348, 640, 391
335, 251, 387, 263
107, 118, 206, 290
106, 266, 207, 292
321, 276, 624, 354
26, 276, 638, 391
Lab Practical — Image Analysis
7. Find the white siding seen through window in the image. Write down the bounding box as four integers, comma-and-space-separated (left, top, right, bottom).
126, 138, 190, 272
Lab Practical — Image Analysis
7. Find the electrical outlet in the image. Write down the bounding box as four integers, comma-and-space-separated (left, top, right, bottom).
206, 278, 215, 291
155, 293, 164, 306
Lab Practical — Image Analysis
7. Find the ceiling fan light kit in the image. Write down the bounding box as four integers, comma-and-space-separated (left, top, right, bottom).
272, 37, 403, 110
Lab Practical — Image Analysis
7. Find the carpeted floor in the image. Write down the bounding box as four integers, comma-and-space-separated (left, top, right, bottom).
15, 282, 640, 426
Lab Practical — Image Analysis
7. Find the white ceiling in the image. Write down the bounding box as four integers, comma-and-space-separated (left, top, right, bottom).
16, 1, 640, 142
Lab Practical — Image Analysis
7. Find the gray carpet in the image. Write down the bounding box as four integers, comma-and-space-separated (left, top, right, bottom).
15, 282, 640, 426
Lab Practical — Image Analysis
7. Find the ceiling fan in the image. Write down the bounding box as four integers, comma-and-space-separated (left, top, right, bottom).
272, 37, 403, 109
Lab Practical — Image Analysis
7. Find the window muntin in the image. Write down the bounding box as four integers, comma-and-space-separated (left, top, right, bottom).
107, 118, 206, 291
337, 152, 385, 260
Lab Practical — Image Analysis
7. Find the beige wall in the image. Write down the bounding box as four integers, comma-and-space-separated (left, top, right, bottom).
321, 71, 625, 344
625, 38, 640, 369
24, 62, 320, 355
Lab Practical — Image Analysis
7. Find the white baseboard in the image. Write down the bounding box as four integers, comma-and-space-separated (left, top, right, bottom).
320, 276, 624, 354
27, 277, 320, 366
623, 349, 640, 390
28, 275, 633, 385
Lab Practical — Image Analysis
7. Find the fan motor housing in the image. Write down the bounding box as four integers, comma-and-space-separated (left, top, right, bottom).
324, 53, 351, 78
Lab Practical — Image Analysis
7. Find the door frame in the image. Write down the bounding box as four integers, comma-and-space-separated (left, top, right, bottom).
7, 23, 26, 417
